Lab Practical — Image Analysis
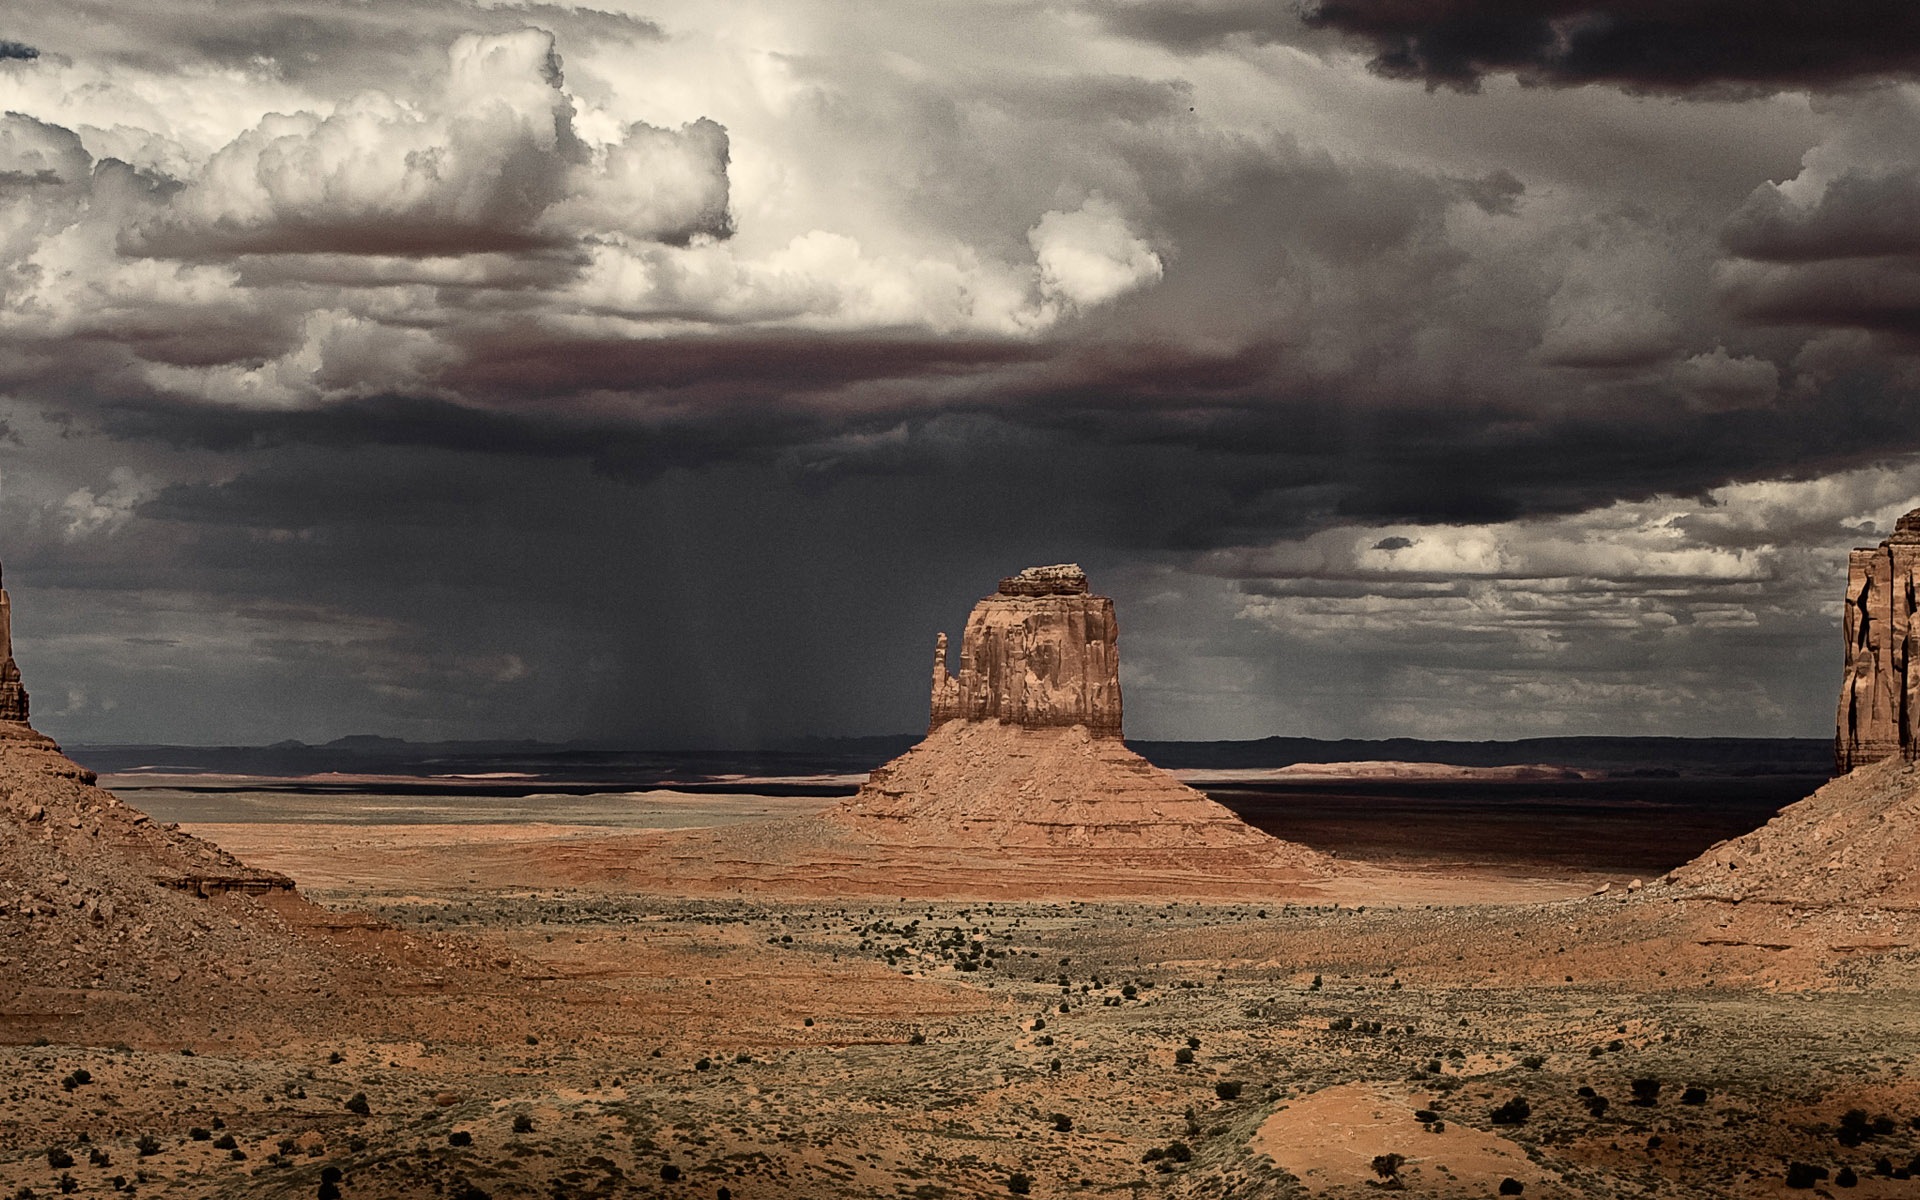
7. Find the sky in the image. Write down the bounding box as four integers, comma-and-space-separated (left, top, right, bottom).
4, 1, 1920, 746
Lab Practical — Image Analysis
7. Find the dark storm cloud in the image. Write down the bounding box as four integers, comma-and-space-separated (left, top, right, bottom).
1725, 169, 1920, 263
0, 41, 37, 62
442, 330, 1044, 400
1304, 0, 1920, 92
12, 1, 657, 88
8, 0, 1916, 744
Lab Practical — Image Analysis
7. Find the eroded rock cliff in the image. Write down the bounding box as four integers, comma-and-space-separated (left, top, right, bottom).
0, 571, 27, 723
1836, 510, 1920, 773
927, 564, 1121, 737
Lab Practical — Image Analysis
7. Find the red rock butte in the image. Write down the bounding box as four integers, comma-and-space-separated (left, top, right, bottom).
927, 563, 1122, 737
1836, 508, 1920, 773
0, 568, 28, 724
817, 564, 1330, 890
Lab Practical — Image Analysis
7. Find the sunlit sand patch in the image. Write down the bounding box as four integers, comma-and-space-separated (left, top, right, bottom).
1251, 1081, 1553, 1195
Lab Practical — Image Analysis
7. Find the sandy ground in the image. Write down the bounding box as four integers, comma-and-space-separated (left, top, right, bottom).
183, 817, 1606, 906
10, 782, 1920, 1198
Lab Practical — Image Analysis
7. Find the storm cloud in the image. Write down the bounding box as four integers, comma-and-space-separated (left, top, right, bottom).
0, 0, 1917, 744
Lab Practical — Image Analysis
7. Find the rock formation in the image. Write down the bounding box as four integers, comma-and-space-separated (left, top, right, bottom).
928, 564, 1121, 737
1836, 508, 1920, 773
795, 565, 1332, 894
0, 563, 486, 1044
0, 566, 27, 723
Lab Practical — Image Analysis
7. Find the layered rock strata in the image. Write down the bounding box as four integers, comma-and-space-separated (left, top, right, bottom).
0, 568, 27, 723
1836, 509, 1920, 773
928, 563, 1121, 737
811, 564, 1329, 890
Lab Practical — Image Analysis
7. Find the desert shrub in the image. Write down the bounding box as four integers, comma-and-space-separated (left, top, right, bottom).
1051, 1113, 1072, 1132
1309, 975, 1322, 991
1371, 1152, 1405, 1181
345, 1093, 371, 1116
211, 1134, 236, 1151
188, 1128, 210, 1141
1629, 1078, 1661, 1106
1049, 1059, 1061, 1073
694, 1058, 712, 1072
1584, 1095, 1610, 1118
1489, 1097, 1531, 1125
228, 1148, 246, 1161
59, 1069, 90, 1092
86, 1149, 108, 1168
1187, 1036, 1201, 1049
1007, 1173, 1031, 1195
1413, 1110, 1438, 1124
1329, 1016, 1353, 1031
134, 1135, 160, 1158
1522, 1055, 1545, 1070
1498, 1179, 1525, 1195
1121, 985, 1137, 1000
1175, 1048, 1194, 1065
1838, 1166, 1859, 1187
908, 1033, 926, 1045
448, 1131, 472, 1147
1680, 1087, 1708, 1105
1035, 1035, 1054, 1047
802, 1018, 814, 1027
1786, 1162, 1829, 1188
277, 1138, 296, 1155
1215, 1081, 1243, 1101
659, 1163, 681, 1182
1836, 1110, 1893, 1146
1031, 1019, 1045, 1031
55, 1176, 76, 1196
1166, 1141, 1193, 1163
44, 1150, 73, 1169
512, 1114, 534, 1134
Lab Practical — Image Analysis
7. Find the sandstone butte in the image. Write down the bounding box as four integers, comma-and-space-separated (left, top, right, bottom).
0, 569, 487, 1046
1836, 507, 1920, 772
821, 565, 1329, 880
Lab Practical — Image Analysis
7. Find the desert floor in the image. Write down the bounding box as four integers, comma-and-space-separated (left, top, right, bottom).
4, 784, 1918, 1199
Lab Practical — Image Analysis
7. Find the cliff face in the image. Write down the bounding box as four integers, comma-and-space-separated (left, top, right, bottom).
0, 573, 27, 723
928, 564, 1122, 737
1836, 510, 1920, 773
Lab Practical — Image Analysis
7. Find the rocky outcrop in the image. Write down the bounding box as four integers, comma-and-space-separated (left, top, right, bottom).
783, 564, 1335, 895
927, 564, 1121, 737
1836, 509, 1920, 773
0, 568, 27, 723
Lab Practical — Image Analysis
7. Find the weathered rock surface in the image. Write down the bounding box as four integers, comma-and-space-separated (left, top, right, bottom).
831, 719, 1310, 856
1836, 508, 1920, 773
0, 572, 27, 723
775, 565, 1332, 893
0, 571, 490, 1044
928, 563, 1121, 737
1665, 754, 1920, 906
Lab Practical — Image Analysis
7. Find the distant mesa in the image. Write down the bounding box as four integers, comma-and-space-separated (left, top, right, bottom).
1836, 508, 1920, 773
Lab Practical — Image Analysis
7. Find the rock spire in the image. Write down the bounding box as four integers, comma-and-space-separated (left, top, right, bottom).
927, 564, 1122, 737
0, 565, 27, 724
1836, 509, 1920, 773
